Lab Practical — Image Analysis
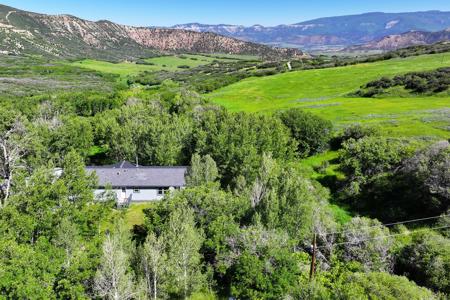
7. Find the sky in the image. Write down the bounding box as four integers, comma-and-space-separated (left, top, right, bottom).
2, 0, 450, 27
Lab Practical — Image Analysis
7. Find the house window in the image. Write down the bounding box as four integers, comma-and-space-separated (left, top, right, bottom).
133, 189, 140, 193
157, 188, 168, 196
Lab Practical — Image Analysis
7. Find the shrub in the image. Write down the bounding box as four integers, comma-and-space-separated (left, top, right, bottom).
356, 67, 450, 97
277, 108, 333, 157
337, 272, 438, 300
332, 124, 381, 149
396, 230, 450, 294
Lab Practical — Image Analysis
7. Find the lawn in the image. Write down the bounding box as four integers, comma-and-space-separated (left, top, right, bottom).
124, 203, 156, 228
209, 53, 450, 138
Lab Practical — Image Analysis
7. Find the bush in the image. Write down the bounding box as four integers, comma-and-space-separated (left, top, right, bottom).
339, 137, 409, 183
277, 108, 333, 157
356, 67, 450, 97
135, 59, 155, 65
332, 124, 381, 149
337, 272, 438, 300
396, 230, 450, 294
340, 140, 449, 221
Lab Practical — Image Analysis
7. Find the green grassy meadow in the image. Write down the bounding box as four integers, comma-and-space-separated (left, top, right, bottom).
209, 53, 450, 138
67, 54, 239, 77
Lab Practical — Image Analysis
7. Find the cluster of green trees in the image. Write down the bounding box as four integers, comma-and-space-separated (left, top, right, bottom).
338, 132, 449, 221
90, 148, 449, 299
355, 67, 450, 97
0, 57, 449, 299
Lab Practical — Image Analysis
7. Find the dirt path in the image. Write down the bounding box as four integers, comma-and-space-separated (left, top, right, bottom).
5, 11, 16, 23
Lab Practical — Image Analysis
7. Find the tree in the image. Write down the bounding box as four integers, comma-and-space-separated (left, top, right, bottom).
0, 120, 27, 208
339, 136, 410, 213
140, 232, 166, 300
50, 116, 94, 160
396, 230, 450, 294
192, 109, 296, 187
95, 223, 136, 300
250, 154, 337, 247
163, 207, 205, 299
218, 224, 302, 299
338, 217, 392, 272
398, 141, 450, 214
340, 137, 409, 185
346, 141, 450, 221
277, 108, 333, 156
100, 106, 193, 166
332, 123, 381, 149
60, 150, 97, 205
186, 154, 219, 187
0, 238, 62, 299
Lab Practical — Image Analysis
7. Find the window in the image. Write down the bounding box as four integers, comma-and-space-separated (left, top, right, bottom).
157, 188, 168, 196
133, 189, 140, 194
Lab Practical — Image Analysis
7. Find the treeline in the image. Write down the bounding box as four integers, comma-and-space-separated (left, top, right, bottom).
0, 78, 449, 299
355, 67, 450, 97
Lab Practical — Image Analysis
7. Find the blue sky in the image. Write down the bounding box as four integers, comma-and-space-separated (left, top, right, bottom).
3, 0, 450, 26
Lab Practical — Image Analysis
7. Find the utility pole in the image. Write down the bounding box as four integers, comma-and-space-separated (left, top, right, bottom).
309, 233, 317, 281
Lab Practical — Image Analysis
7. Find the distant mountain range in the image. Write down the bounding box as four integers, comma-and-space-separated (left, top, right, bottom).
172, 11, 450, 50
2, 4, 450, 59
349, 29, 450, 51
0, 4, 303, 60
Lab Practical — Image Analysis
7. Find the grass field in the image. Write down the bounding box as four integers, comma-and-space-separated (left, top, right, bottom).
68, 54, 241, 77
209, 53, 450, 138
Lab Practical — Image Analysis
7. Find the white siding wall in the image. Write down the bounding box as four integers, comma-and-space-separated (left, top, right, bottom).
126, 188, 163, 202
94, 187, 176, 204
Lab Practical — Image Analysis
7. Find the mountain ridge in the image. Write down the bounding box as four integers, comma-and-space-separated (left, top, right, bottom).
0, 4, 304, 60
171, 11, 450, 49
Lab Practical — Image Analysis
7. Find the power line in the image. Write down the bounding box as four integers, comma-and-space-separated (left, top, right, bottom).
324, 214, 450, 237
317, 224, 450, 250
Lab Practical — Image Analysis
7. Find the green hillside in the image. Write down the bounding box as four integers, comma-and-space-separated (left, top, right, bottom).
68, 54, 239, 77
209, 53, 450, 138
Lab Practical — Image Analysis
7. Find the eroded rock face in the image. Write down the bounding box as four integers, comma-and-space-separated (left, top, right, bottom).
0, 4, 305, 60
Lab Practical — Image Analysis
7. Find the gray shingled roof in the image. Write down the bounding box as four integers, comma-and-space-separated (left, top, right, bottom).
86, 161, 188, 188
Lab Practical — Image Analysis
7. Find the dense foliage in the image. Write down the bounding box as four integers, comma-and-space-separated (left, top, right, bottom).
277, 108, 333, 156
355, 67, 450, 97
0, 50, 449, 299
339, 138, 450, 221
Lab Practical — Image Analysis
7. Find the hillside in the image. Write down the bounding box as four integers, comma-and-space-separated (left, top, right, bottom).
0, 4, 304, 60
349, 30, 450, 51
209, 52, 450, 138
172, 11, 450, 49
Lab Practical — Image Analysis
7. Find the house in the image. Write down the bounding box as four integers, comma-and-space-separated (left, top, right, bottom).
86, 161, 188, 206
